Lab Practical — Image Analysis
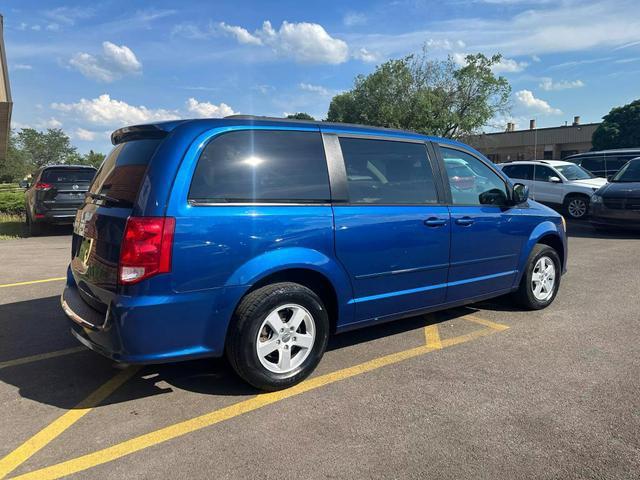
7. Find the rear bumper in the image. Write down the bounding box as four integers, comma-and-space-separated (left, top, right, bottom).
34, 207, 79, 224
61, 268, 247, 364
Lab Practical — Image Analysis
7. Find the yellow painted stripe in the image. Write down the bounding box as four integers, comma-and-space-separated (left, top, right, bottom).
0, 277, 66, 289
8, 327, 499, 480
0, 347, 85, 371
424, 325, 442, 349
0, 366, 140, 479
462, 315, 510, 332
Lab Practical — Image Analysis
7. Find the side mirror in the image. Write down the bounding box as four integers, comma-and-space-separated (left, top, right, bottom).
512, 183, 529, 204
549, 176, 562, 183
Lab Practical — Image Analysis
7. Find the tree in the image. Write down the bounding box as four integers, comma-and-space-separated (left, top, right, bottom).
79, 150, 106, 168
327, 51, 511, 139
592, 99, 640, 150
286, 112, 316, 121
16, 128, 79, 168
0, 130, 30, 182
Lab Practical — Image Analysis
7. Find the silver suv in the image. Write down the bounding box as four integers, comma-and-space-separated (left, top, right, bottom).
499, 160, 607, 219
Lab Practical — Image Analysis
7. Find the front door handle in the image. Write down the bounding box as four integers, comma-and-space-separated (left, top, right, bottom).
424, 217, 447, 227
455, 217, 475, 226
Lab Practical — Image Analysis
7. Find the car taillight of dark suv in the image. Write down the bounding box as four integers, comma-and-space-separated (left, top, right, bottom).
25, 165, 97, 235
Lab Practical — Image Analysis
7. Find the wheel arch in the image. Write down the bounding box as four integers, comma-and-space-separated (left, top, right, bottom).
514, 221, 566, 287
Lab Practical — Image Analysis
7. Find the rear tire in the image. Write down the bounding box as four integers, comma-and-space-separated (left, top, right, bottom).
26, 213, 42, 236
513, 244, 561, 310
226, 282, 330, 391
564, 194, 589, 220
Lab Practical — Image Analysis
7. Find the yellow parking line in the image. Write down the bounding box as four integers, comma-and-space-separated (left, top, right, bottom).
0, 366, 141, 479
0, 277, 66, 289
462, 315, 510, 331
0, 347, 86, 371
7, 323, 502, 480
424, 325, 442, 349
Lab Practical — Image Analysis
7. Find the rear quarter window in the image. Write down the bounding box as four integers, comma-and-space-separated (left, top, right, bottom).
189, 130, 330, 203
89, 139, 163, 205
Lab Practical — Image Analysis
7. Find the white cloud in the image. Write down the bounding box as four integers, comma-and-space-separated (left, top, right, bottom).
51, 94, 237, 127
74, 128, 96, 141
347, 0, 640, 59
185, 98, 236, 118
69, 41, 142, 82
43, 6, 94, 26
343, 12, 367, 27
12, 64, 33, 71
539, 77, 585, 91
352, 47, 379, 63
298, 83, 331, 96
217, 22, 262, 45
426, 39, 465, 50
52, 94, 179, 126
492, 57, 528, 73
515, 90, 562, 115
44, 117, 63, 129
218, 20, 349, 64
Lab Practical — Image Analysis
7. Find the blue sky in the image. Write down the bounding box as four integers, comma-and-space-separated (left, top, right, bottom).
3, 0, 640, 153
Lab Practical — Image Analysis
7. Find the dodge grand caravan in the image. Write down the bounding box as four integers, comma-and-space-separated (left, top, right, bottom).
62, 117, 567, 390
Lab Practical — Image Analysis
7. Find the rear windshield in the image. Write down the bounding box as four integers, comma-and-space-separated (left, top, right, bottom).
89, 139, 162, 205
42, 168, 96, 183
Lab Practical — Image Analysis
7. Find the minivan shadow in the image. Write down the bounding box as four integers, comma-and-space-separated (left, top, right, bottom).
0, 295, 513, 408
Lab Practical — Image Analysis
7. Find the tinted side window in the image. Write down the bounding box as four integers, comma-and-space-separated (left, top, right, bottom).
607, 156, 631, 171
502, 164, 532, 180
339, 137, 438, 205
533, 165, 557, 182
441, 147, 508, 206
189, 130, 330, 203
581, 156, 603, 172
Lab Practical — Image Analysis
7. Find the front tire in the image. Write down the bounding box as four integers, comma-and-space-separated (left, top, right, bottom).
514, 244, 561, 310
564, 194, 589, 220
226, 282, 330, 391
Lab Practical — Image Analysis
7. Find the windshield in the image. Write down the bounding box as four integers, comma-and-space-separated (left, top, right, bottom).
555, 164, 594, 180
611, 158, 640, 182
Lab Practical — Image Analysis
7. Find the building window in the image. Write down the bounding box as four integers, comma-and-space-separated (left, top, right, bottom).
543, 150, 553, 160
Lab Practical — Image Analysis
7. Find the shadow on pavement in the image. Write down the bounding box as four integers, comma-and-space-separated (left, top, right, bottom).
0, 295, 484, 408
566, 219, 640, 239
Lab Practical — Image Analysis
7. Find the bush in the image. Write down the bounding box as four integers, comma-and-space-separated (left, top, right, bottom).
0, 190, 25, 215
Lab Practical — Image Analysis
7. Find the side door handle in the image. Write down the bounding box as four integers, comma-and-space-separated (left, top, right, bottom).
455, 216, 475, 226
424, 217, 447, 227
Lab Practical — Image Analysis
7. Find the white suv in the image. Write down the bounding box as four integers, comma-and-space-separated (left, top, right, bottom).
499, 160, 607, 219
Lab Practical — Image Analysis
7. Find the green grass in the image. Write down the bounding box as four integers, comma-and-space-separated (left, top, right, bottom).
0, 213, 26, 240
0, 190, 25, 215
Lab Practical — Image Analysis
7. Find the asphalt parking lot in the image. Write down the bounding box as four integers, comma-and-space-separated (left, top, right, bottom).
0, 222, 639, 480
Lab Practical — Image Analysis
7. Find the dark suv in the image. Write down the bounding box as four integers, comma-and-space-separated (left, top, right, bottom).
565, 149, 640, 179
25, 165, 97, 235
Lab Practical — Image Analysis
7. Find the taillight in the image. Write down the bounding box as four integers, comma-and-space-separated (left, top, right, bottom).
119, 217, 175, 285
35, 182, 52, 190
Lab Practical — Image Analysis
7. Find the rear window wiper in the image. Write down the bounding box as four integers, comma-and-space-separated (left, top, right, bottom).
87, 192, 129, 205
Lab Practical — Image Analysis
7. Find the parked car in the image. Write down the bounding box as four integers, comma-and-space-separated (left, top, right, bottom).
591, 157, 640, 230
565, 149, 640, 179
24, 165, 97, 235
499, 160, 607, 219
61, 117, 567, 391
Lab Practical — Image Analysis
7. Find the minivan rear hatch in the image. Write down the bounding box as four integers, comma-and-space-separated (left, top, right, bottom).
70, 137, 165, 308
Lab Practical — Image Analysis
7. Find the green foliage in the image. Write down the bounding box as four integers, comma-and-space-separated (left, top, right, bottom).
0, 190, 25, 215
286, 112, 316, 121
592, 99, 640, 150
0, 128, 106, 181
0, 213, 25, 239
327, 50, 511, 138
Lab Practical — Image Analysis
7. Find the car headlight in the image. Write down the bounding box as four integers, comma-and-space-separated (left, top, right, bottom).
591, 193, 603, 204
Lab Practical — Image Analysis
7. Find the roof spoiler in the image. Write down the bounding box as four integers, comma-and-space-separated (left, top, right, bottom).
111, 124, 169, 145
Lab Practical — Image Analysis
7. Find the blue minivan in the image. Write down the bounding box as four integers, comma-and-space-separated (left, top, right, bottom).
62, 117, 567, 390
